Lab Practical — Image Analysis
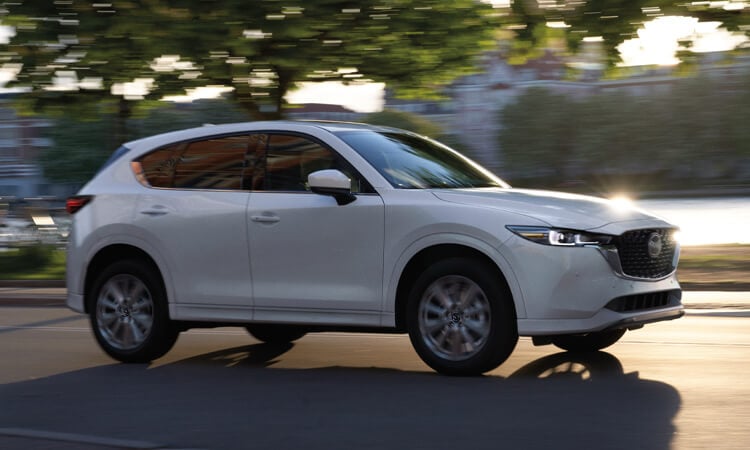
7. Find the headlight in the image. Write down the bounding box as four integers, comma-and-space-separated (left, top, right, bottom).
506, 226, 613, 247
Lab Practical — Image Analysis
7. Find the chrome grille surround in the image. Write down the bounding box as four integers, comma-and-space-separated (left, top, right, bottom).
596, 227, 679, 280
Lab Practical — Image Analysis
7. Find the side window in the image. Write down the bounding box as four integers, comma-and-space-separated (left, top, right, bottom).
264, 134, 325, 191
137, 144, 182, 188
172, 135, 249, 190
261, 134, 371, 193
243, 134, 269, 191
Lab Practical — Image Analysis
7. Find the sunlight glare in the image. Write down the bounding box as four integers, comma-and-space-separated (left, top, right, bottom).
618, 15, 748, 66
609, 194, 636, 210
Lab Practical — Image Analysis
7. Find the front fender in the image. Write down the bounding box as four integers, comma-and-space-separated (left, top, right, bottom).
384, 231, 528, 321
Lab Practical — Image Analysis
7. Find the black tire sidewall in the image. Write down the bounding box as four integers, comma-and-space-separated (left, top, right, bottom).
407, 257, 518, 376
87, 259, 177, 363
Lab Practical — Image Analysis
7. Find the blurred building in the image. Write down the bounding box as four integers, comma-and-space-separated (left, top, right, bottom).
0, 96, 53, 198
385, 45, 750, 173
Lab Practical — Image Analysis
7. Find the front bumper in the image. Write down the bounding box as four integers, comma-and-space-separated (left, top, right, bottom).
519, 302, 684, 336
500, 235, 683, 336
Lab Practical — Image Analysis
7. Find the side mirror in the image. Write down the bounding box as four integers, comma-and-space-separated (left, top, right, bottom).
308, 169, 356, 205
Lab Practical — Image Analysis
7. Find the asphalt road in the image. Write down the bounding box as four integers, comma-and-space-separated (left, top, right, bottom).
1, 306, 749, 450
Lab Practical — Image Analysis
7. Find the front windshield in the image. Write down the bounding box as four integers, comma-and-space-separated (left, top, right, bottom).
336, 130, 509, 189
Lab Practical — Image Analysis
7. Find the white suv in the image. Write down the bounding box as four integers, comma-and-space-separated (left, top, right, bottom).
66, 121, 683, 375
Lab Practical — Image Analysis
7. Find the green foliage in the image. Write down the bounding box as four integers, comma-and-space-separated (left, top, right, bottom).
3, 1, 498, 119
128, 100, 251, 139
41, 100, 251, 184
362, 109, 442, 137
501, 1, 750, 67
499, 77, 750, 192
0, 244, 58, 276
362, 109, 473, 156
41, 113, 119, 184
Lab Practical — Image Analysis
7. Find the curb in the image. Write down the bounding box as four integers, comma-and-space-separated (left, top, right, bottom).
0, 296, 67, 307
0, 280, 66, 288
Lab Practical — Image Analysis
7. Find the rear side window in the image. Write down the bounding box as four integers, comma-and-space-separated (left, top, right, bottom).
137, 144, 181, 188
135, 135, 252, 190
172, 136, 249, 189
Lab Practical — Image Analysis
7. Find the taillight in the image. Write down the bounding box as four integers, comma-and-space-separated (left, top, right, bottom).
66, 195, 93, 214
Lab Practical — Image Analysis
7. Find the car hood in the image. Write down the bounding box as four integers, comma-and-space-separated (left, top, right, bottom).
432, 188, 671, 231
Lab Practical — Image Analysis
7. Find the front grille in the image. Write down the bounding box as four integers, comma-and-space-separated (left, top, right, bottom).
606, 290, 679, 313
614, 228, 677, 279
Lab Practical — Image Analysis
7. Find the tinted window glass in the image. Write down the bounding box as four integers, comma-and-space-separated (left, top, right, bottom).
138, 144, 182, 188
242, 133, 269, 190
135, 132, 374, 193
172, 135, 249, 190
260, 135, 321, 191
259, 134, 369, 193
336, 131, 507, 189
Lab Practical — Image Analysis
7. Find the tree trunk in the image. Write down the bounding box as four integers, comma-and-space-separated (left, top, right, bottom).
114, 97, 132, 148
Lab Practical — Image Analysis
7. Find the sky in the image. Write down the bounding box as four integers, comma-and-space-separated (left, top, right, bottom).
0, 13, 747, 112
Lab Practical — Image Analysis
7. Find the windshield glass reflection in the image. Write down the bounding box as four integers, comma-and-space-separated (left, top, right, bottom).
337, 131, 509, 189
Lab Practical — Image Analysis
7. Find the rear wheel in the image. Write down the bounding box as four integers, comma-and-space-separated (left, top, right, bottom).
551, 329, 626, 352
246, 325, 307, 344
88, 259, 178, 363
407, 257, 518, 376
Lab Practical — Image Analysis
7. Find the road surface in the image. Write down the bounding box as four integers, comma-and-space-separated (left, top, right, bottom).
1, 306, 749, 450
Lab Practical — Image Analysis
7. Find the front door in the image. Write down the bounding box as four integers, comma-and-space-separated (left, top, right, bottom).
245, 133, 385, 322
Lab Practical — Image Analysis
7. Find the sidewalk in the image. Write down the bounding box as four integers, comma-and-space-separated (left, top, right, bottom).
1, 285, 749, 311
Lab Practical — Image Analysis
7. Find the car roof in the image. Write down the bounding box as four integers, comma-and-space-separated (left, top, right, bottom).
123, 120, 404, 152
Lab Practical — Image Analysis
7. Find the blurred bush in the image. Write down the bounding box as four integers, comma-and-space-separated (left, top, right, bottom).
499, 75, 750, 193
0, 244, 57, 275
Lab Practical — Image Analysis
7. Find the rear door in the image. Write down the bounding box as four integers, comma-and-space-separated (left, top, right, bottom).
132, 134, 253, 307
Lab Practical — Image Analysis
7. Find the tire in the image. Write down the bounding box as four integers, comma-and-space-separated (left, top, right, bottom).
87, 259, 178, 363
407, 257, 518, 376
551, 329, 626, 352
246, 325, 307, 344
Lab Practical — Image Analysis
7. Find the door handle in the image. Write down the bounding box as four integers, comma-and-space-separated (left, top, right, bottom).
140, 205, 168, 216
251, 214, 280, 224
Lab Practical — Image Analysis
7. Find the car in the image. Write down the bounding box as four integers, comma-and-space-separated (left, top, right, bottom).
65, 121, 683, 375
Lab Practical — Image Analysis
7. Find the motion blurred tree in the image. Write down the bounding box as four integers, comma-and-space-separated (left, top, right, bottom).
2, 1, 499, 125
502, 1, 749, 66
41, 100, 249, 184
363, 109, 442, 137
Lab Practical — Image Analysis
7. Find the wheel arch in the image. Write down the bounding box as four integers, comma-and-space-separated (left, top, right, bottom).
393, 243, 519, 332
84, 244, 165, 314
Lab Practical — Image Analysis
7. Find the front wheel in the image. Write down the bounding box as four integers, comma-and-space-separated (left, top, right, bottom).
407, 258, 518, 376
551, 329, 626, 352
88, 259, 178, 363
